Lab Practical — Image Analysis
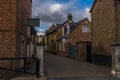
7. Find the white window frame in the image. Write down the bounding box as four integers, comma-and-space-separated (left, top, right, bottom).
62, 27, 64, 36
66, 24, 70, 34
82, 26, 90, 33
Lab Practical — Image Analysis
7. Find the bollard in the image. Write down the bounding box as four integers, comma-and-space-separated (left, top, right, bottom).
35, 58, 40, 78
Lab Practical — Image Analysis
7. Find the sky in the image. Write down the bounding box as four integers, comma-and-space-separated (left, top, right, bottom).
32, 0, 94, 35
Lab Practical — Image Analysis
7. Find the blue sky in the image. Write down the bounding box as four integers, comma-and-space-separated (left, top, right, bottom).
32, 0, 94, 34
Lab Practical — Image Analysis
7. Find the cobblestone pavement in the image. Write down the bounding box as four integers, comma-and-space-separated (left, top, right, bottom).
44, 52, 111, 77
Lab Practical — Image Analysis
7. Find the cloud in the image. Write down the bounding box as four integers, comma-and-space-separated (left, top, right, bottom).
50, 3, 63, 13
32, 0, 93, 30
36, 28, 45, 36
32, 1, 68, 23
83, 8, 91, 20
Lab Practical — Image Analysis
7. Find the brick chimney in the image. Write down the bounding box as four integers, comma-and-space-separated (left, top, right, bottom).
67, 13, 73, 21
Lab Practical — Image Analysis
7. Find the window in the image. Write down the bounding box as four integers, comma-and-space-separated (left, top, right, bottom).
67, 24, 70, 34
62, 27, 64, 36
82, 26, 90, 33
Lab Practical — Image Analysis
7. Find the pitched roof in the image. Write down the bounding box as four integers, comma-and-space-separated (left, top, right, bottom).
76, 17, 88, 26
57, 20, 74, 29
45, 24, 56, 35
90, 0, 97, 12
57, 22, 76, 41
57, 34, 68, 41
66, 18, 90, 38
45, 14, 75, 36
57, 18, 90, 41
46, 20, 75, 36
69, 23, 77, 32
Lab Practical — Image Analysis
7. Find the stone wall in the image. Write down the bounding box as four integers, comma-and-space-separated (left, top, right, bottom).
91, 0, 117, 67
116, 1, 120, 42
91, 0, 116, 56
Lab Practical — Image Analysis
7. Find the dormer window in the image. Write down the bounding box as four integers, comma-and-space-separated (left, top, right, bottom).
82, 26, 90, 33
66, 24, 70, 34
62, 27, 64, 36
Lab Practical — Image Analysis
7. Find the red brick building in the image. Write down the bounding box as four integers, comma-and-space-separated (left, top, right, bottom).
0, 0, 32, 71
67, 18, 91, 61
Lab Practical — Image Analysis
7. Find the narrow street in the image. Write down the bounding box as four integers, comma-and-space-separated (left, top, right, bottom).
44, 52, 111, 77
43, 52, 120, 80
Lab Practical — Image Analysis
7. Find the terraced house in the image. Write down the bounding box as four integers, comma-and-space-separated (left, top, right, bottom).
46, 14, 74, 55
45, 14, 92, 61
90, 0, 120, 67
46, 24, 57, 54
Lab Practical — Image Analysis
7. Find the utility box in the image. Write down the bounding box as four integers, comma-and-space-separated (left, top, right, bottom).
111, 44, 120, 77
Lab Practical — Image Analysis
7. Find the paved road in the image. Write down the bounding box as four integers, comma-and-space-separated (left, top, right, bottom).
44, 52, 111, 77
43, 52, 120, 80
46, 76, 119, 80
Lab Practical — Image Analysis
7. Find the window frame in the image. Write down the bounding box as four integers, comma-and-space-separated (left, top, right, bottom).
82, 26, 90, 33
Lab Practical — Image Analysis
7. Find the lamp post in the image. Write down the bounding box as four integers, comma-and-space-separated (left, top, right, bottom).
111, 43, 120, 77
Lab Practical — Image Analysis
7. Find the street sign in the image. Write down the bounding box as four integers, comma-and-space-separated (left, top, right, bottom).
27, 18, 40, 27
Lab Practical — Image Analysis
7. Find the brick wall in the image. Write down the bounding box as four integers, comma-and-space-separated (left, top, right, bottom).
116, 1, 120, 42
77, 43, 87, 61
67, 19, 91, 44
91, 0, 116, 56
16, 0, 32, 57
0, 0, 17, 57
91, 0, 118, 67
0, 0, 31, 57
66, 43, 70, 56
0, 0, 32, 77
0, 0, 17, 30
0, 0, 17, 77
67, 18, 91, 60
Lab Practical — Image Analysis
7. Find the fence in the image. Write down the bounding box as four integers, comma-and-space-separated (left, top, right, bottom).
0, 57, 40, 78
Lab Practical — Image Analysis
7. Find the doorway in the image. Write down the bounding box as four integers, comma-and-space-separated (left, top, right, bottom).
86, 44, 91, 62
70, 45, 76, 59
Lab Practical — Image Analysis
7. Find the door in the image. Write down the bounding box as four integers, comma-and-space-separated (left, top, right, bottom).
86, 44, 91, 62
70, 45, 76, 59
